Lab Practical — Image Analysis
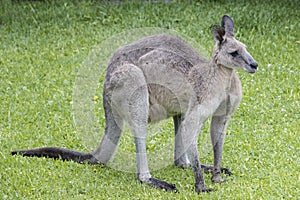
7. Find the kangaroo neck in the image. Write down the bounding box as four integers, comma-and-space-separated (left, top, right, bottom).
203, 61, 236, 100
209, 61, 235, 85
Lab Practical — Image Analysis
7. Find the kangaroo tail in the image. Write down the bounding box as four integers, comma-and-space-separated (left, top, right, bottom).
11, 147, 95, 164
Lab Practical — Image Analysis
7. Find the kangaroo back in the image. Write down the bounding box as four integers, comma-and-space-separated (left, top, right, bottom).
105, 34, 207, 80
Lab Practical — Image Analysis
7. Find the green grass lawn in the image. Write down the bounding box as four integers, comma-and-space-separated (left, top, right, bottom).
0, 0, 299, 199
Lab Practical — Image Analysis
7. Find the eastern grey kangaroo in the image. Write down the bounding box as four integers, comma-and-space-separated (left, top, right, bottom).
12, 15, 258, 193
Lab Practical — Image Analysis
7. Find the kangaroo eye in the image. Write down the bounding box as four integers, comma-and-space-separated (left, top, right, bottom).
230, 51, 239, 57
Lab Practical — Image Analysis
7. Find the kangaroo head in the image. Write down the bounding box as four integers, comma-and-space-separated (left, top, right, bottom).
212, 15, 258, 73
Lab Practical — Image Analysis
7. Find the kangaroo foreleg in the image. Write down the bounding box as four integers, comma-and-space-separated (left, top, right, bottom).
188, 143, 212, 193
210, 115, 231, 183
180, 109, 212, 193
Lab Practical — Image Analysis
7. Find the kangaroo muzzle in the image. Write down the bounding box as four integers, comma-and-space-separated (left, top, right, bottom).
249, 61, 258, 73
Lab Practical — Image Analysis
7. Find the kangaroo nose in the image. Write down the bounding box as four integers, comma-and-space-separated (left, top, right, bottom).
250, 62, 258, 69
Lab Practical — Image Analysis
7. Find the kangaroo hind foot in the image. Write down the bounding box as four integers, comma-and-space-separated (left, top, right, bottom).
139, 177, 178, 192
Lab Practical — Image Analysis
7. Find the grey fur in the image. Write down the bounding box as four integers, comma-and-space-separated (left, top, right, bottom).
12, 15, 258, 193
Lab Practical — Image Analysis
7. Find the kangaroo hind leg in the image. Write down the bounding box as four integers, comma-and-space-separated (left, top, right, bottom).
108, 63, 177, 192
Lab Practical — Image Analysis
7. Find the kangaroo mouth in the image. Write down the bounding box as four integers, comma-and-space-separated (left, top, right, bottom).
245, 63, 258, 74
248, 66, 257, 73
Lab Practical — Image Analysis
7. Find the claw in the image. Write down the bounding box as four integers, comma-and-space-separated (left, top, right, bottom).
221, 167, 232, 176
201, 164, 232, 176
196, 186, 213, 194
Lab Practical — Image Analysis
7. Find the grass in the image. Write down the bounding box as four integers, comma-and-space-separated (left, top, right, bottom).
0, 0, 299, 199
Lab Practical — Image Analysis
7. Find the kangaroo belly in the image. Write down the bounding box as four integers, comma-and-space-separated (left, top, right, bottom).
147, 83, 190, 123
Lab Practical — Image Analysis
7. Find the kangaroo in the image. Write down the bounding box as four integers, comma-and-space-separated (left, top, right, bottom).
12, 15, 258, 193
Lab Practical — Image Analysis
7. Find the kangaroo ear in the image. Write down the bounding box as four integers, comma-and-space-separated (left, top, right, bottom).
221, 15, 234, 36
212, 25, 225, 43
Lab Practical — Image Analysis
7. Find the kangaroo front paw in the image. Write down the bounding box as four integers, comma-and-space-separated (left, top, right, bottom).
201, 164, 232, 176
140, 177, 178, 192
195, 185, 213, 194
211, 173, 226, 183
